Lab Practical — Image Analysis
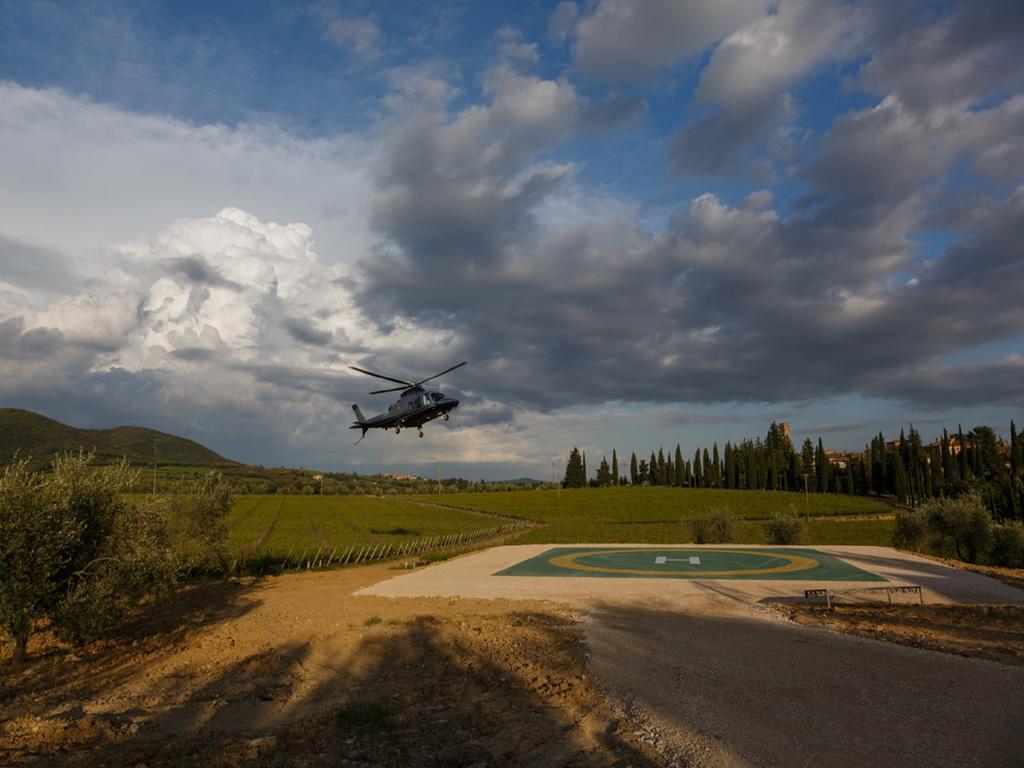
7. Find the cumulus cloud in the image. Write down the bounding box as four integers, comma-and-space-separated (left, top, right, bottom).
570, 0, 769, 82
696, 0, 863, 108
856, 0, 1024, 115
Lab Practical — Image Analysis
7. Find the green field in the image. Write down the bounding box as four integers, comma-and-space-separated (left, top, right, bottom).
172, 487, 895, 568
402, 487, 892, 546
223, 495, 509, 560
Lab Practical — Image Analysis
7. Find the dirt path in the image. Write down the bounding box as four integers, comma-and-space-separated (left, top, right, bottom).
0, 564, 660, 767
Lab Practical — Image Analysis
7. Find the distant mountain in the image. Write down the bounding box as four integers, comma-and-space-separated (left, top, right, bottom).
501, 477, 545, 485
0, 408, 237, 469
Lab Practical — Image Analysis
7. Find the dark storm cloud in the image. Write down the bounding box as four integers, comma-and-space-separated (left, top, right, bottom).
282, 316, 332, 347
0, 317, 64, 358
164, 255, 241, 290
357, 65, 1024, 414
866, 359, 1024, 410
169, 347, 217, 361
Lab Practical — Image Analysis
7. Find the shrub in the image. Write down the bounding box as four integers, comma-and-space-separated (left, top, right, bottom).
991, 522, 1024, 568
0, 459, 80, 663
892, 510, 928, 552
0, 453, 177, 661
922, 492, 993, 563
169, 473, 232, 577
764, 517, 802, 545
689, 513, 733, 544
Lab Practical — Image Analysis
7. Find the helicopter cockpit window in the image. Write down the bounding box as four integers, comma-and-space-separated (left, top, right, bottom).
431, 392, 444, 402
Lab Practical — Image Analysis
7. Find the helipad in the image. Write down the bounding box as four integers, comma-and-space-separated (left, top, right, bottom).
495, 546, 886, 581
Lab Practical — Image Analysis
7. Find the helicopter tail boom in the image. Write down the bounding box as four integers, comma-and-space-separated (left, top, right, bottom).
351, 404, 367, 424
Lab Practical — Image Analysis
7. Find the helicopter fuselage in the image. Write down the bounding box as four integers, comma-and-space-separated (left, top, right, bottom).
351, 386, 460, 435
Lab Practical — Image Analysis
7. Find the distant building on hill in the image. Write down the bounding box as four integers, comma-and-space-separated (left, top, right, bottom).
824, 450, 854, 469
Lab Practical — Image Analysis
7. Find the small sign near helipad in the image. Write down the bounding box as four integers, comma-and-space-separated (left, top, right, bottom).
495, 547, 885, 581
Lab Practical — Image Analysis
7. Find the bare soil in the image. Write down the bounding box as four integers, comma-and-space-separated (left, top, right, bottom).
776, 602, 1024, 666
772, 559, 1024, 666
0, 564, 660, 767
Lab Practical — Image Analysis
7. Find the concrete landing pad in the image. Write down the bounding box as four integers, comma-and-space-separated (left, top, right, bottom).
496, 546, 885, 581
356, 544, 1024, 606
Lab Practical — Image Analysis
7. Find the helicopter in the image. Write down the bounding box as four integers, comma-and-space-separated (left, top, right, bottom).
349, 361, 465, 441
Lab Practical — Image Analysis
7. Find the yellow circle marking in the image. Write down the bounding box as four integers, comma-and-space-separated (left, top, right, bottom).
547, 548, 821, 577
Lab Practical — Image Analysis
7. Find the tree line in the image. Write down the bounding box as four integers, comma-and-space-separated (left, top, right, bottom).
563, 420, 1024, 520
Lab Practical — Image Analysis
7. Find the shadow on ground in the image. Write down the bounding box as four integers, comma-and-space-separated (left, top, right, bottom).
4, 599, 660, 768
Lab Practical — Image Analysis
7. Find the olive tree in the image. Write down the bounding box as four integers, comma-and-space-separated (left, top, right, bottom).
0, 459, 80, 663
0, 453, 176, 661
169, 472, 232, 578
922, 491, 993, 563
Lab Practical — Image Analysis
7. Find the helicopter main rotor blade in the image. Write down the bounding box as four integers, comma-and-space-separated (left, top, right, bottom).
349, 365, 414, 388
414, 361, 467, 387
369, 385, 410, 395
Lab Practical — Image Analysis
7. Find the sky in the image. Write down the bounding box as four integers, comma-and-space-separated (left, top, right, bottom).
1, 0, 1022, 480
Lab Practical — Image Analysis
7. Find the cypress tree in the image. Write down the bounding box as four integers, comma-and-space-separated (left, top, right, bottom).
816, 438, 830, 493
649, 452, 658, 486
630, 452, 638, 485
702, 448, 711, 488
1012, 420, 1022, 475
675, 445, 684, 486
894, 449, 909, 505
612, 450, 619, 486
693, 449, 702, 488
957, 425, 969, 481
657, 448, 667, 486
845, 461, 854, 495
801, 439, 816, 492
712, 444, 721, 488
563, 448, 585, 488
582, 452, 588, 486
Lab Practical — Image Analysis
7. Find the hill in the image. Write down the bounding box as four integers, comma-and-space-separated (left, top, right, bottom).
0, 408, 237, 469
